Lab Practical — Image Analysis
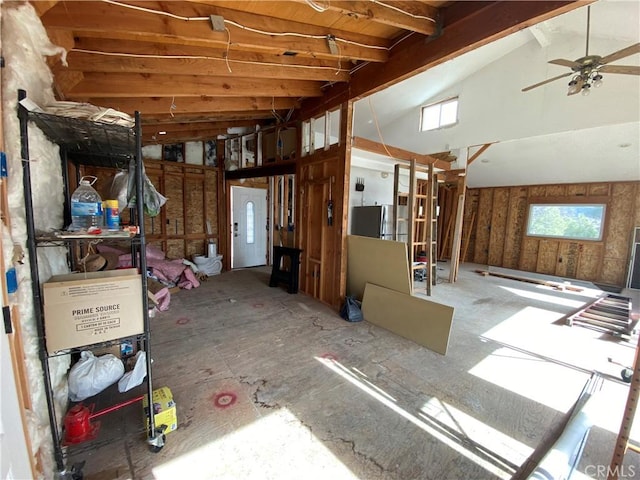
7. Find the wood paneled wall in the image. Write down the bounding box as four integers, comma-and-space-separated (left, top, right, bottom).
463, 181, 640, 287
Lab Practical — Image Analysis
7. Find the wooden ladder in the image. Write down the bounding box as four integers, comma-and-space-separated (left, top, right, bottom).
393, 160, 437, 295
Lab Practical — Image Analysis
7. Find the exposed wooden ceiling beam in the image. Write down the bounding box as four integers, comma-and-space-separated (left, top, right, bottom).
350, 1, 583, 98
142, 112, 280, 124
64, 51, 350, 82
89, 96, 299, 116
466, 143, 493, 166
142, 129, 230, 144
30, 0, 58, 17
292, 0, 439, 36
302, 1, 582, 117
141, 120, 260, 133
73, 37, 350, 71
66, 73, 322, 98
42, 2, 389, 62
352, 136, 450, 170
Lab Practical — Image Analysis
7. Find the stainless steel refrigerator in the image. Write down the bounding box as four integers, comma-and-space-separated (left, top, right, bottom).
351, 205, 395, 239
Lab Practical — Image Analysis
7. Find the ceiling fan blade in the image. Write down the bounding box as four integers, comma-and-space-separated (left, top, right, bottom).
600, 43, 640, 64
599, 65, 640, 75
549, 58, 580, 68
522, 72, 572, 92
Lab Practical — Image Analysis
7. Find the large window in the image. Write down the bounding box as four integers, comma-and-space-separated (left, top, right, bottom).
420, 97, 458, 131
526, 204, 606, 241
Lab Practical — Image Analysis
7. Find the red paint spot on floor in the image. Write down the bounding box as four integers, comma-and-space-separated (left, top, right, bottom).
213, 392, 237, 409
176, 317, 190, 325
320, 353, 337, 361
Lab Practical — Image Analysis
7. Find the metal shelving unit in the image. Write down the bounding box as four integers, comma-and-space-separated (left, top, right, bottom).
17, 90, 163, 477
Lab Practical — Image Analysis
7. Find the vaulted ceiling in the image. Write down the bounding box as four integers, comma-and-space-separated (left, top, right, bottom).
32, 1, 582, 145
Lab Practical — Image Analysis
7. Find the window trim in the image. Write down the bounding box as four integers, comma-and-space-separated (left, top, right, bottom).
420, 97, 459, 132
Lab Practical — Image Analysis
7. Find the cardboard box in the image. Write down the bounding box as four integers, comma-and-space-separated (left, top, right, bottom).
143, 387, 177, 434
43, 269, 144, 352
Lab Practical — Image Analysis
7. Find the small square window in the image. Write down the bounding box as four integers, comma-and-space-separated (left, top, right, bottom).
420, 98, 458, 131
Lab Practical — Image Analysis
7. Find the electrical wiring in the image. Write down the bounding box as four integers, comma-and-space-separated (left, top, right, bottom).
371, 0, 437, 23
101, 0, 389, 52
70, 49, 349, 74
305, 0, 330, 13
367, 96, 396, 159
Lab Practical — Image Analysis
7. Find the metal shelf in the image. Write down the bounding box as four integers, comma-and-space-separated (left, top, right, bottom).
18, 89, 161, 475
26, 110, 135, 168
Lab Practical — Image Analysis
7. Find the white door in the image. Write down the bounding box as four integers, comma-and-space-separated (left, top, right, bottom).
231, 186, 267, 268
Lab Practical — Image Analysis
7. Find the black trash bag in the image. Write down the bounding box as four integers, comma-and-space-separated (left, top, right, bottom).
340, 296, 363, 322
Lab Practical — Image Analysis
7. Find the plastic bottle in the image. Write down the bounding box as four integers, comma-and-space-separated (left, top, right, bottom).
70, 176, 103, 231
104, 199, 120, 230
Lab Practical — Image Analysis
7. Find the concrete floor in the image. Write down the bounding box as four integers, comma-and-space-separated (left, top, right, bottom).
70, 262, 639, 480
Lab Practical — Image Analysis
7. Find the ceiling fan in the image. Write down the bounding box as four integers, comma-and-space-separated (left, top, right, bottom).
522, 5, 640, 95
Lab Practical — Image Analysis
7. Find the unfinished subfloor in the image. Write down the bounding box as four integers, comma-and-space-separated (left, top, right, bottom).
68, 262, 639, 480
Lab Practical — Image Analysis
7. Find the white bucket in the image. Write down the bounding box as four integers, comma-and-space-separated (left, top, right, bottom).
207, 242, 217, 258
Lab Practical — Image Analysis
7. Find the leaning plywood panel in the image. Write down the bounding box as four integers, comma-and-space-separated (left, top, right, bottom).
347, 235, 411, 300
361, 283, 454, 355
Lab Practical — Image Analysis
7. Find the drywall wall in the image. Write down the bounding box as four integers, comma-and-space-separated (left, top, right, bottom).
2, 3, 74, 475
463, 181, 640, 286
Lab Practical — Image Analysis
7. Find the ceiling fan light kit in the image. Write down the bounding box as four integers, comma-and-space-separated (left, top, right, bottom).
522, 6, 640, 96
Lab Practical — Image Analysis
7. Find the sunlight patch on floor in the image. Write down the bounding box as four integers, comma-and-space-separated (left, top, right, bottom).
317, 356, 529, 479
499, 285, 588, 309
420, 397, 533, 469
152, 407, 358, 480
469, 346, 589, 412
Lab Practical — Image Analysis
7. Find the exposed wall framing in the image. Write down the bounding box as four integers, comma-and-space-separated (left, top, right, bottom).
463, 181, 640, 287
296, 102, 352, 309
83, 160, 219, 260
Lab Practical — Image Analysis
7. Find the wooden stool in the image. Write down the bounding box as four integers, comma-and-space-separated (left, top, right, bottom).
269, 246, 303, 294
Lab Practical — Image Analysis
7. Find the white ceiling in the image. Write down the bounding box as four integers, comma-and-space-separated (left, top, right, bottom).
352, 0, 640, 188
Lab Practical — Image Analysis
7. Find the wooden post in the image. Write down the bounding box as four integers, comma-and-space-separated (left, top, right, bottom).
449, 175, 466, 283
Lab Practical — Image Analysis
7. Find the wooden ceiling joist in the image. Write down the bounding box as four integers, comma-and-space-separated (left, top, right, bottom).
64, 51, 351, 83
292, 0, 439, 36
352, 136, 450, 170
91, 96, 299, 116
141, 112, 279, 124
67, 73, 322, 99
41, 2, 390, 63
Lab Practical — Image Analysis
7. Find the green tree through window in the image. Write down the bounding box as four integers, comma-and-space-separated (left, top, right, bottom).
527, 204, 605, 241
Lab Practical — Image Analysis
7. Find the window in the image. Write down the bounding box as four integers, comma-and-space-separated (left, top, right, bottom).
526, 204, 606, 241
420, 97, 458, 131
246, 201, 255, 244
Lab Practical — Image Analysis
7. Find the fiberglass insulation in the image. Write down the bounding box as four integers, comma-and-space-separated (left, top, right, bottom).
1, 3, 73, 476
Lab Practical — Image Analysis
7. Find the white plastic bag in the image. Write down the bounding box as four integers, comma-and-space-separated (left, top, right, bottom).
68, 351, 125, 401
118, 351, 147, 393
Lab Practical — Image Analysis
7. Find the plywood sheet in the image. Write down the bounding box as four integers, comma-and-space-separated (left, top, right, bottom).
347, 235, 411, 300
503, 188, 527, 268
362, 283, 454, 355
535, 239, 559, 275
474, 189, 493, 264
488, 188, 509, 265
